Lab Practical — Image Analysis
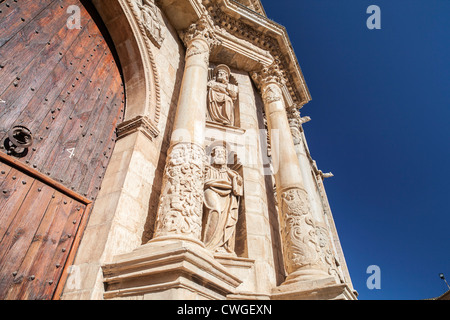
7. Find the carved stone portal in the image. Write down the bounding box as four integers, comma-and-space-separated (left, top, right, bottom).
202, 141, 243, 255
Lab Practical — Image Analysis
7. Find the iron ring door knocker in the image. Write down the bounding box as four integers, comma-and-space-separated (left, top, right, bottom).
5, 125, 33, 157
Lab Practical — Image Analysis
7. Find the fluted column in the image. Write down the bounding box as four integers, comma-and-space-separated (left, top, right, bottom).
151, 17, 218, 245
252, 64, 331, 285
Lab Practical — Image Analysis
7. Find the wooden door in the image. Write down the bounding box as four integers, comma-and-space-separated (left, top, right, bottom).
0, 155, 90, 300
0, 0, 124, 299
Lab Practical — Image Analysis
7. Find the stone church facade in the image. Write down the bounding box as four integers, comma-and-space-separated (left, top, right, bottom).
0, 0, 357, 300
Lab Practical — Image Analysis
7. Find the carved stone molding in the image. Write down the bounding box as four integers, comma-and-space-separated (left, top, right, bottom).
153, 143, 205, 240
315, 224, 344, 283
125, 0, 162, 126
233, 0, 266, 16
116, 115, 160, 141
261, 84, 283, 105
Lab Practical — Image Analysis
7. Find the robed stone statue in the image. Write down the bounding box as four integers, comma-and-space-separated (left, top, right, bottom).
202, 142, 243, 254
207, 64, 238, 126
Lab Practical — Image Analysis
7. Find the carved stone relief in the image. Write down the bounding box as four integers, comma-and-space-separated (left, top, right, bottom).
202, 142, 243, 254
153, 143, 205, 240
207, 64, 239, 126
280, 188, 323, 274
280, 187, 343, 281
134, 0, 165, 48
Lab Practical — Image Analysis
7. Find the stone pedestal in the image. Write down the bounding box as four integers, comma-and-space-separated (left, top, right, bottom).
102, 239, 242, 300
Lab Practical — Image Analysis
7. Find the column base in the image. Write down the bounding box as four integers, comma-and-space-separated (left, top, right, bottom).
102, 238, 242, 300
272, 279, 358, 300
282, 268, 333, 286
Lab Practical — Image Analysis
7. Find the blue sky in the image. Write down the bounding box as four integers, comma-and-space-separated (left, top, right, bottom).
260, 0, 450, 300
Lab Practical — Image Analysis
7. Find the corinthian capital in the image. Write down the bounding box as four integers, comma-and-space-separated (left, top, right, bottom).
251, 61, 287, 89
180, 15, 221, 50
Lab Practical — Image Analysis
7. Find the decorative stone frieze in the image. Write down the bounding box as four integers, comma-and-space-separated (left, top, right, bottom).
205, 2, 310, 105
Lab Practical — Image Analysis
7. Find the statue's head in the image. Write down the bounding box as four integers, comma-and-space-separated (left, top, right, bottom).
207, 140, 230, 167
214, 64, 230, 84
211, 146, 227, 166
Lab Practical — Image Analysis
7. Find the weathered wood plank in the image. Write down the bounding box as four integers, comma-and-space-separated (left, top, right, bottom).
0, 0, 124, 299
77, 77, 124, 197
4, 190, 69, 299
0, 160, 13, 187
60, 56, 117, 194
0, 18, 97, 143
0, 17, 91, 134
0, 0, 53, 47
0, 180, 54, 299
0, 0, 71, 95
28, 41, 109, 175
39, 199, 86, 299
0, 168, 34, 243
40, 42, 112, 192
0, 0, 89, 138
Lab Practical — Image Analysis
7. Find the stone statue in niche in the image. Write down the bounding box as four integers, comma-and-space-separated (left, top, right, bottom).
135, 0, 165, 48
202, 141, 243, 255
207, 64, 239, 126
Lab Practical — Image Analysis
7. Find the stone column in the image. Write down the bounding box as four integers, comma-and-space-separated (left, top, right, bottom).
252, 64, 332, 286
151, 17, 218, 245
287, 106, 344, 284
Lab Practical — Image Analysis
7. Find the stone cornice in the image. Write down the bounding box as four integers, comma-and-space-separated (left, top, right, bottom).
157, 0, 312, 107
231, 0, 266, 17
205, 0, 312, 106
116, 115, 160, 141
